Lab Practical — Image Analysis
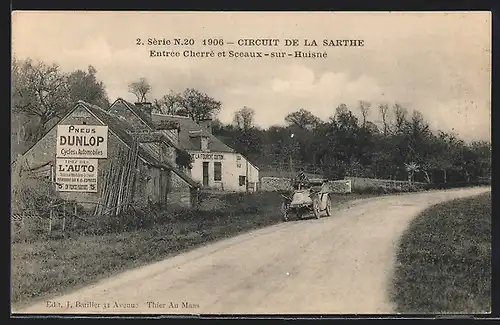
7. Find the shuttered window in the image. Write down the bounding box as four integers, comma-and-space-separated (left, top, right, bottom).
214, 162, 222, 181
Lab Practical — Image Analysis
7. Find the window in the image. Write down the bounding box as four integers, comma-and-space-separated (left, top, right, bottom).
214, 162, 222, 181
201, 137, 209, 151
237, 163, 242, 168
239, 176, 246, 186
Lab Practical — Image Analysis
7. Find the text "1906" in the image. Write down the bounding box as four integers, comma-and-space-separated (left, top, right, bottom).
137, 38, 225, 46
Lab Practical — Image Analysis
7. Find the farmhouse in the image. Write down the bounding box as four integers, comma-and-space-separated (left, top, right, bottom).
105, 98, 259, 191
13, 99, 200, 214
151, 113, 260, 192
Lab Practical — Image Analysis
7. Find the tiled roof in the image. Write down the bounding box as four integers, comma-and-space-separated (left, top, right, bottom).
79, 101, 199, 188
108, 98, 183, 151
151, 113, 236, 153
114, 98, 156, 128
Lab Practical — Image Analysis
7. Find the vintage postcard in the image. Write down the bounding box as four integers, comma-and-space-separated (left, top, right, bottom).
11, 11, 491, 316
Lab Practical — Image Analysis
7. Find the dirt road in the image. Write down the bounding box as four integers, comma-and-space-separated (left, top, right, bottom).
15, 187, 490, 315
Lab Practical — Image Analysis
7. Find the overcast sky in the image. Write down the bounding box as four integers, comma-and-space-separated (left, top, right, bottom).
12, 11, 491, 141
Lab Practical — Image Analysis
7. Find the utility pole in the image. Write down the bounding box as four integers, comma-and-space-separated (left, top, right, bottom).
245, 159, 249, 192
289, 132, 294, 178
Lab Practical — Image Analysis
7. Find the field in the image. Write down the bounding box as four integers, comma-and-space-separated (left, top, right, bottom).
11, 191, 376, 309
391, 191, 491, 313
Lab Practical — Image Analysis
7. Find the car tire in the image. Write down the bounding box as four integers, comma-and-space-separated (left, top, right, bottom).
312, 195, 321, 219
281, 201, 290, 222
325, 195, 332, 216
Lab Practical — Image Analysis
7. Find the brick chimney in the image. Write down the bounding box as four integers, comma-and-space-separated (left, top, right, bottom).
199, 118, 212, 134
135, 102, 153, 121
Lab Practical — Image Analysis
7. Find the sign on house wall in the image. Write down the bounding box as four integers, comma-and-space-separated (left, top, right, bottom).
55, 158, 98, 192
56, 125, 108, 159
191, 153, 224, 160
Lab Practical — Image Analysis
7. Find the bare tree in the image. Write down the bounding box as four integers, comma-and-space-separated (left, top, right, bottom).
128, 77, 151, 103
12, 57, 72, 140
359, 100, 371, 127
393, 103, 408, 133
233, 106, 255, 130
378, 103, 389, 136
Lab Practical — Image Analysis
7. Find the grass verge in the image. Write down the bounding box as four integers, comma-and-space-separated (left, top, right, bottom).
11, 191, 376, 309
391, 191, 491, 314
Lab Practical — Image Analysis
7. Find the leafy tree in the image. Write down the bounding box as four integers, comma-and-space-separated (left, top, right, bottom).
12, 55, 489, 186
67, 65, 110, 108
285, 108, 321, 130
469, 140, 491, 178
211, 118, 224, 134
128, 77, 152, 103
12, 57, 111, 154
207, 99, 490, 185
371, 139, 396, 179
332, 104, 359, 166
233, 106, 255, 130
12, 58, 71, 129
153, 91, 183, 115
158, 88, 221, 122
426, 131, 461, 183
12, 58, 72, 145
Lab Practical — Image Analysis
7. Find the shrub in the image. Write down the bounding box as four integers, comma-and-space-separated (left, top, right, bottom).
11, 175, 67, 243
12, 176, 58, 217
12, 188, 291, 241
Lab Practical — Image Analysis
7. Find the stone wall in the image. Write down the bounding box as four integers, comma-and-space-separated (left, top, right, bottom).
345, 177, 426, 192
260, 176, 292, 191
328, 180, 352, 194
259, 176, 426, 194
168, 170, 195, 208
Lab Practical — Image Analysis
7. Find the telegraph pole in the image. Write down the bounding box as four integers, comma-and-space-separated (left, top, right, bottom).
289, 132, 294, 178
245, 159, 249, 192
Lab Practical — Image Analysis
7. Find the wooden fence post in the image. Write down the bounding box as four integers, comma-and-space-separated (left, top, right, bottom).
48, 209, 53, 236
73, 204, 77, 229
62, 204, 66, 236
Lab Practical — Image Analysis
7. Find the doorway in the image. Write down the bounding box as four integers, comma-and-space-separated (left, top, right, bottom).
202, 162, 209, 186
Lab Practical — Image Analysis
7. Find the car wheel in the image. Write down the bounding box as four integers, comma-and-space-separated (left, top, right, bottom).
325, 195, 332, 216
312, 196, 321, 219
281, 201, 290, 222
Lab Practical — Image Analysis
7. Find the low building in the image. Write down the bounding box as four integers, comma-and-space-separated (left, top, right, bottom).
13, 100, 200, 215
151, 113, 260, 192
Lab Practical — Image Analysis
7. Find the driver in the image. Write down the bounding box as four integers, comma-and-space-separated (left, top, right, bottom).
295, 168, 310, 189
